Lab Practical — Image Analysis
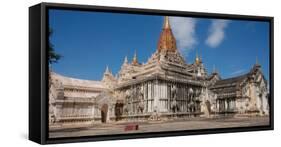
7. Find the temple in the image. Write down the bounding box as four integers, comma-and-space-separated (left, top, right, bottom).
49, 16, 269, 128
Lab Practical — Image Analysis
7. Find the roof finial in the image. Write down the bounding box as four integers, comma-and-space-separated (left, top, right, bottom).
256, 56, 259, 65
195, 49, 200, 64
133, 50, 137, 60
132, 50, 139, 65
199, 48, 203, 61
123, 56, 128, 64
213, 64, 216, 73
163, 16, 171, 29
105, 65, 110, 74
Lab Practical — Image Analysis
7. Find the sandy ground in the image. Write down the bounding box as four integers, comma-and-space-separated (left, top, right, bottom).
49, 116, 270, 138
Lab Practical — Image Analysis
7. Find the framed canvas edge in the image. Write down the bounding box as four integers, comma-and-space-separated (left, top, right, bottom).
29, 2, 274, 145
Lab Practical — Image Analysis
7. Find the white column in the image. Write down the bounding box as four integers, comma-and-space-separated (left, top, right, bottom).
262, 93, 269, 114
154, 80, 159, 112
164, 83, 168, 112
225, 100, 228, 111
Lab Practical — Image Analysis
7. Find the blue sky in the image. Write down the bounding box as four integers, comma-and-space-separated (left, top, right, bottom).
49, 9, 270, 82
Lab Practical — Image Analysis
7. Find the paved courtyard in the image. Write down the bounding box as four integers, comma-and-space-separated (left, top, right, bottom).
49, 116, 270, 138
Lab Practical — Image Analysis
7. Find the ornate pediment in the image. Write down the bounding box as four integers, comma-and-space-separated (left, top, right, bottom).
94, 91, 115, 108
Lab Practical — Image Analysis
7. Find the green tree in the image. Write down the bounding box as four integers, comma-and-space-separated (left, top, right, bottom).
49, 28, 61, 64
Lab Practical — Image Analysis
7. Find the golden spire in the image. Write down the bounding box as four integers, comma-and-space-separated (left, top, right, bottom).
157, 16, 177, 53
163, 16, 171, 29
195, 49, 200, 64
132, 51, 139, 65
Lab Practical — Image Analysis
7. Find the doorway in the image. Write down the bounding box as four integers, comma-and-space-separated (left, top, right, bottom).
101, 104, 108, 123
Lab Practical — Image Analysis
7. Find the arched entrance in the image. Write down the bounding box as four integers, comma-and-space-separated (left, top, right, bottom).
115, 101, 124, 121
205, 100, 211, 114
101, 104, 108, 123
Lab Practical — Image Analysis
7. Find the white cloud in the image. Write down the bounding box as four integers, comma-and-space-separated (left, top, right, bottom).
206, 19, 229, 48
170, 17, 197, 56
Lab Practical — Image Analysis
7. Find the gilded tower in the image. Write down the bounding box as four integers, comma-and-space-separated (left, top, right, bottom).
157, 16, 177, 53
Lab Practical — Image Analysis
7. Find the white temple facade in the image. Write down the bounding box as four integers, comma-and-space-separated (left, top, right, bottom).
49, 16, 269, 128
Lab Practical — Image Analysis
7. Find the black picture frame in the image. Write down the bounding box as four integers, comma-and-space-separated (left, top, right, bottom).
29, 2, 274, 144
